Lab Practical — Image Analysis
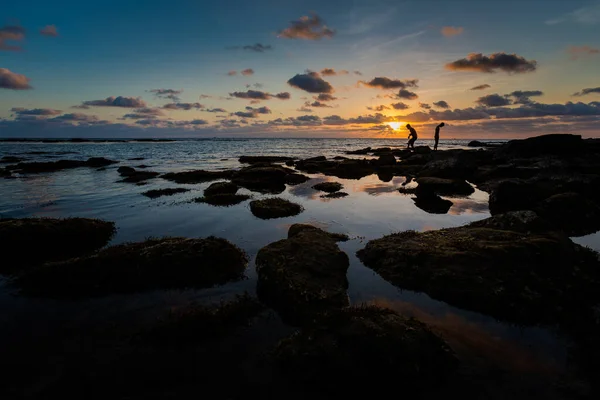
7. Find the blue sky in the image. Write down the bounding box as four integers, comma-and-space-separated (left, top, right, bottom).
1, 0, 600, 138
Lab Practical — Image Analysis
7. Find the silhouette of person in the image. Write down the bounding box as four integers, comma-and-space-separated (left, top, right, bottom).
434, 122, 445, 151
406, 124, 418, 149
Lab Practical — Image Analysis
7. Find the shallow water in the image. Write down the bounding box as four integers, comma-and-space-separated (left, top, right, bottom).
1, 138, 590, 382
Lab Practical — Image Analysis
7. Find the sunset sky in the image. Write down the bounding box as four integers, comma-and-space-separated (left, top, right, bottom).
1, 0, 599, 138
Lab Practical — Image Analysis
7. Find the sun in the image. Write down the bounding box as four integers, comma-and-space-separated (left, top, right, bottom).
387, 121, 403, 131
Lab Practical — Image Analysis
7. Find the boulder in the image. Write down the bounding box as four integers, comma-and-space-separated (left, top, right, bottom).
16, 237, 248, 298
117, 166, 136, 176
373, 153, 396, 166
204, 181, 238, 197
272, 306, 458, 395
357, 217, 600, 324
0, 218, 115, 274
413, 145, 432, 154
285, 160, 295, 167
312, 182, 343, 193
239, 156, 294, 164
162, 169, 235, 184
536, 192, 600, 236
249, 198, 303, 219
415, 177, 475, 197
195, 194, 251, 206
86, 157, 118, 168
255, 225, 349, 324
142, 188, 190, 199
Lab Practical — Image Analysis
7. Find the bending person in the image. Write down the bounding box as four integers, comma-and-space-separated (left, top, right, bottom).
406, 124, 418, 150
434, 122, 445, 151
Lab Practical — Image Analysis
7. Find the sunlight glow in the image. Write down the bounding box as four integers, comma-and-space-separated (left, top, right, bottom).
387, 121, 403, 131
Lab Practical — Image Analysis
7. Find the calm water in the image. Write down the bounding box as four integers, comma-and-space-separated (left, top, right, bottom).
1, 138, 594, 378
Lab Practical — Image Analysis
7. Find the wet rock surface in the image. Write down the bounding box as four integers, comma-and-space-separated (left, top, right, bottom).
249, 198, 303, 219
272, 306, 458, 395
312, 181, 343, 193
255, 225, 349, 324
357, 214, 600, 324
142, 188, 190, 199
0, 218, 116, 274
16, 237, 248, 297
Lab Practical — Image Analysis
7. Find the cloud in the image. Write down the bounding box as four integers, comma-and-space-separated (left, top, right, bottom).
122, 108, 165, 119
40, 25, 59, 37
228, 71, 237, 76
433, 100, 450, 109
321, 113, 388, 125
287, 73, 334, 93
233, 106, 272, 118
149, 88, 183, 101
441, 26, 464, 37
0, 25, 25, 51
307, 101, 332, 108
82, 96, 147, 108
229, 90, 290, 100
567, 45, 600, 60
320, 68, 349, 76
545, 3, 600, 25
470, 84, 491, 90
506, 90, 544, 105
275, 92, 291, 99
11, 108, 62, 118
367, 105, 389, 111
278, 13, 335, 40
199, 94, 213, 99
397, 89, 418, 100
354, 70, 363, 76
420, 103, 432, 110
359, 77, 419, 89
241, 68, 254, 76
51, 113, 99, 123
203, 108, 227, 113
0, 68, 32, 90
269, 115, 322, 127
315, 93, 337, 102
391, 102, 409, 110
163, 102, 203, 110
572, 87, 600, 96
476, 94, 512, 107
229, 43, 273, 52
71, 104, 91, 109
297, 106, 313, 112
445, 53, 537, 73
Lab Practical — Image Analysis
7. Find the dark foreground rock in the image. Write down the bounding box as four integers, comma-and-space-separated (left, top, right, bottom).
536, 192, 600, 236
231, 164, 308, 194
86, 157, 119, 168
249, 198, 303, 219
162, 169, 235, 184
256, 225, 349, 324
272, 306, 458, 395
357, 213, 600, 325
0, 218, 116, 274
142, 188, 190, 199
16, 237, 248, 297
204, 181, 238, 196
195, 194, 251, 206
239, 156, 294, 164
312, 181, 343, 193
416, 177, 474, 197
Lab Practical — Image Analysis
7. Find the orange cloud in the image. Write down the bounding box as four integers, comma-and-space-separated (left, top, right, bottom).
441, 26, 464, 37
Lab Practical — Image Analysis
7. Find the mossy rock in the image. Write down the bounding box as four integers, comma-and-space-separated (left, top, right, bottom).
195, 194, 251, 206
249, 198, 303, 219
16, 237, 248, 298
357, 217, 600, 325
142, 188, 190, 199
312, 182, 343, 193
256, 225, 349, 324
204, 181, 238, 197
272, 306, 458, 395
0, 218, 115, 274
162, 169, 234, 184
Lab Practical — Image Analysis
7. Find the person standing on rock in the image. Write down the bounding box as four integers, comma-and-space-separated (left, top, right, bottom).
434, 122, 445, 151
406, 124, 418, 150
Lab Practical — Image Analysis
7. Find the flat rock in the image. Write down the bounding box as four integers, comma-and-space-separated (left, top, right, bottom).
16, 237, 248, 298
232, 165, 292, 194
86, 157, 118, 168
255, 225, 349, 324
312, 182, 343, 193
239, 156, 294, 164
119, 170, 160, 183
321, 192, 349, 199
0, 218, 115, 274
416, 177, 475, 197
142, 188, 190, 199
162, 169, 235, 184
195, 194, 251, 206
288, 224, 349, 242
249, 198, 303, 219
357, 217, 600, 324
285, 173, 310, 185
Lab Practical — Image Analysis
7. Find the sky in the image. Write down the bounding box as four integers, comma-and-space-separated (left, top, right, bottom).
1, 0, 600, 138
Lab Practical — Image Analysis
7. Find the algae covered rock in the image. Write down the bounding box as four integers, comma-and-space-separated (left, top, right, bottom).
204, 181, 238, 197
256, 225, 350, 324
249, 198, 303, 219
0, 218, 116, 274
272, 306, 458, 395
16, 237, 248, 297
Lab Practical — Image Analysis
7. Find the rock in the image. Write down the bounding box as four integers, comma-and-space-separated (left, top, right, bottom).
8, 159, 86, 173
239, 156, 294, 164
249, 198, 303, 219
0, 156, 24, 163
468, 210, 553, 234
312, 182, 343, 193
204, 181, 238, 197
331, 159, 375, 179
401, 154, 430, 165
397, 187, 418, 195
127, 157, 145, 161
413, 193, 453, 214
415, 177, 475, 197
496, 134, 583, 158
488, 179, 548, 215
142, 188, 190, 199
195, 194, 251, 206
86, 157, 118, 168
285, 173, 310, 185
288, 223, 349, 242
232, 165, 291, 194
333, 156, 348, 160
413, 145, 432, 154
162, 169, 235, 184
136, 164, 150, 169
285, 160, 295, 167
272, 306, 458, 395
0, 218, 115, 274
357, 218, 600, 324
371, 147, 392, 155
119, 170, 160, 183
536, 192, 600, 236
376, 169, 394, 182
255, 225, 349, 323
1, 168, 11, 178
468, 140, 502, 148
321, 192, 349, 199
345, 147, 371, 155
303, 156, 327, 162
16, 237, 248, 298
373, 153, 396, 166
117, 166, 136, 176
